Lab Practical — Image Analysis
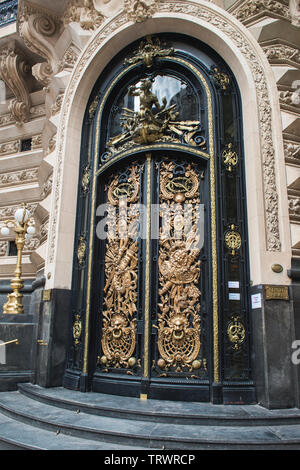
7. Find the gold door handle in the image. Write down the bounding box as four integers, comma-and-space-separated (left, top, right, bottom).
37, 339, 48, 346
0, 339, 18, 347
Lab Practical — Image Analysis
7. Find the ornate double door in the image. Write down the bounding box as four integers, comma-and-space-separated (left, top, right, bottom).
91, 152, 211, 401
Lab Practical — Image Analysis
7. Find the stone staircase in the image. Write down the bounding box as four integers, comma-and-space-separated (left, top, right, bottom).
1, 383, 300, 449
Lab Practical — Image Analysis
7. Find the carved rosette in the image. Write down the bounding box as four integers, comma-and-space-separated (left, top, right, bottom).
100, 163, 142, 371
156, 160, 204, 374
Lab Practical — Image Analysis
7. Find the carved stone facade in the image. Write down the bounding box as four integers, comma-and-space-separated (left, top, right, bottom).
0, 0, 298, 409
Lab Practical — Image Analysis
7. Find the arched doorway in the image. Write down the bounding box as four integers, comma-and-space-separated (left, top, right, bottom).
63, 34, 255, 404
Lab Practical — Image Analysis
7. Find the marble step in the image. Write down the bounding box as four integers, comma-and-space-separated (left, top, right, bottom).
1, 389, 300, 449
18, 383, 300, 426
0, 411, 148, 450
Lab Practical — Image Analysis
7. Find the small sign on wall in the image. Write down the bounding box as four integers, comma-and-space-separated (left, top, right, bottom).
251, 293, 262, 309
265, 285, 289, 301
0, 341, 6, 364
229, 292, 240, 301
228, 281, 239, 289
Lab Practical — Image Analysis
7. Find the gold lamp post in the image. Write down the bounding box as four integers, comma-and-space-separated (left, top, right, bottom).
0, 204, 36, 314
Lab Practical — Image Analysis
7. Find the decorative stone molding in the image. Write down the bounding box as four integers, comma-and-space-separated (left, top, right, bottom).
46, 135, 56, 155
51, 93, 65, 116
0, 103, 45, 128
48, 0, 283, 267
279, 89, 300, 109
0, 202, 38, 220
0, 241, 8, 257
40, 173, 53, 199
0, 41, 32, 126
229, 0, 291, 24
64, 0, 105, 30
0, 139, 20, 156
40, 218, 49, 244
30, 103, 46, 119
59, 45, 80, 71
24, 236, 41, 253
290, 0, 300, 26
31, 134, 43, 149
0, 168, 38, 187
289, 196, 300, 220
263, 43, 300, 67
124, 0, 159, 22
0, 134, 42, 156
284, 140, 300, 164
17, 0, 63, 86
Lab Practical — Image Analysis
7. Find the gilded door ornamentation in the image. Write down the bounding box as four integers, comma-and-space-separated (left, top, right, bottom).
65, 34, 253, 403
99, 164, 141, 371
154, 160, 207, 376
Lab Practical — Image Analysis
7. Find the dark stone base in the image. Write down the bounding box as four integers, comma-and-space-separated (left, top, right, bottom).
251, 283, 297, 409
62, 368, 81, 391
93, 374, 211, 402
0, 371, 34, 391
35, 289, 71, 388
64, 369, 256, 404
222, 385, 256, 405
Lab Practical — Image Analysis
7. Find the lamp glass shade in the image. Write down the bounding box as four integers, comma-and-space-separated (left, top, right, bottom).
27, 226, 36, 235
14, 207, 29, 223
0, 226, 9, 236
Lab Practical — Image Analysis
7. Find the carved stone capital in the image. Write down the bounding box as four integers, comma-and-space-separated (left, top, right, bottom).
0, 40, 32, 125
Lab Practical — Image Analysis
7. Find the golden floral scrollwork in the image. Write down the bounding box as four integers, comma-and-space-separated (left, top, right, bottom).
77, 235, 86, 267
227, 315, 245, 351
224, 224, 242, 256
156, 160, 203, 373
81, 164, 90, 193
100, 164, 141, 370
73, 314, 82, 345
124, 36, 174, 68
211, 66, 230, 90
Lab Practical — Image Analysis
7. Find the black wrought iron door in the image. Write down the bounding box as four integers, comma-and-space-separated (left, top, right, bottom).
64, 33, 255, 404
93, 152, 210, 400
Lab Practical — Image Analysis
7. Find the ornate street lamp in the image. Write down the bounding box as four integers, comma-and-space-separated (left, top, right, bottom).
0, 203, 36, 314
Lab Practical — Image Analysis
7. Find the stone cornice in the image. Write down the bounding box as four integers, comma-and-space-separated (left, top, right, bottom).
229, 0, 291, 25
